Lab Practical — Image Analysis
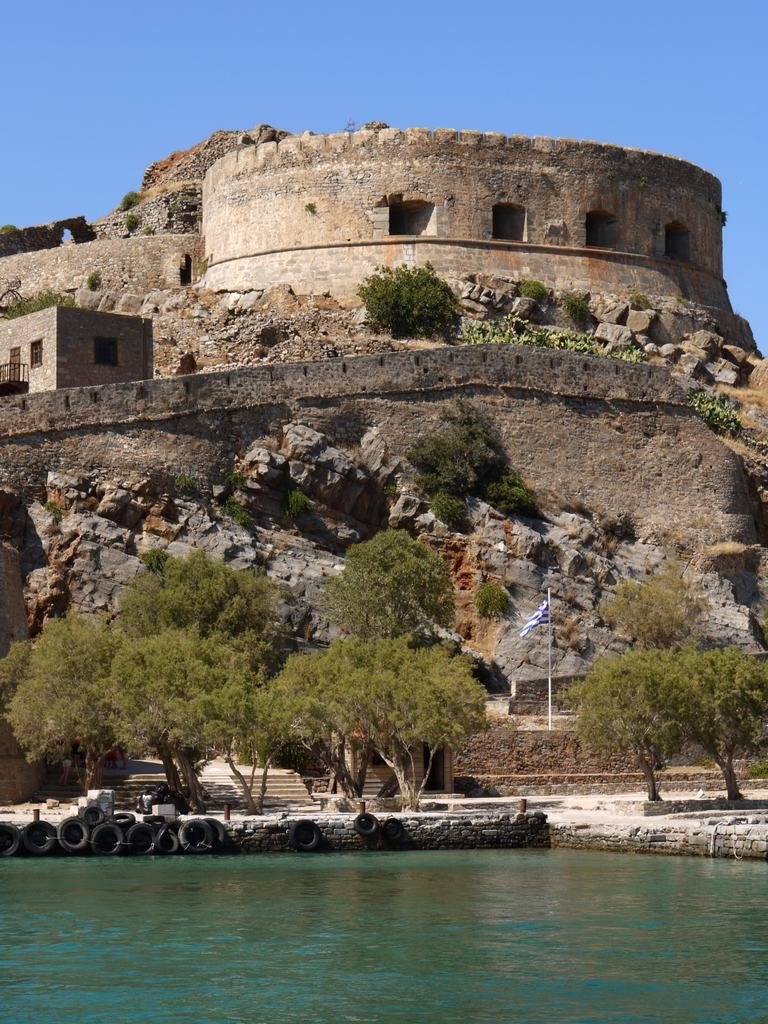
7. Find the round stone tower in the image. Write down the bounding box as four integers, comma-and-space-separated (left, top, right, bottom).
201, 127, 730, 310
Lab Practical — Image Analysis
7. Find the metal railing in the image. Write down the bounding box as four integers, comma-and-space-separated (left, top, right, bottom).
0, 362, 29, 386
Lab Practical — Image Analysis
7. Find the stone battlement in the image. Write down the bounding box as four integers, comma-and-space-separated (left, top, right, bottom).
0, 343, 686, 440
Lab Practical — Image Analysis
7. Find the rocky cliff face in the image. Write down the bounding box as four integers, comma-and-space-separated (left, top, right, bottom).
2, 415, 763, 699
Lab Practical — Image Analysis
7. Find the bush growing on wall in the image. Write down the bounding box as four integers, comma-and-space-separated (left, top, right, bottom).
124, 213, 140, 232
462, 314, 645, 364
562, 292, 590, 325
3, 291, 75, 319
86, 271, 102, 291
518, 279, 549, 303
119, 191, 141, 211
0, 225, 19, 235
357, 263, 460, 338
688, 390, 741, 437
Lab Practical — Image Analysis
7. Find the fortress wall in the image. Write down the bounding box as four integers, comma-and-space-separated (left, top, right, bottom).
202, 130, 725, 305
0, 235, 201, 298
203, 237, 730, 309
0, 345, 754, 546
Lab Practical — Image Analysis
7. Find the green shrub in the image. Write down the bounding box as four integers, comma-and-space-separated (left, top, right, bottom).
86, 271, 102, 291
629, 291, 651, 310
284, 490, 313, 518
119, 191, 141, 211
462, 314, 645, 365
747, 761, 768, 780
304, 202, 317, 214
141, 549, 170, 576
408, 401, 505, 498
688, 390, 741, 437
142, 226, 155, 235
226, 471, 247, 491
430, 492, 467, 531
44, 501, 63, 524
357, 263, 460, 338
475, 582, 509, 619
518, 279, 549, 304
485, 469, 537, 516
562, 292, 590, 325
174, 473, 197, 493
220, 497, 252, 528
197, 259, 208, 279
0, 224, 19, 235
638, 176, 649, 191
124, 213, 140, 232
3, 291, 75, 319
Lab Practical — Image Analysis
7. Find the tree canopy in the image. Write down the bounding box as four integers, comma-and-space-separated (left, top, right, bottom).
568, 648, 684, 801
598, 564, 707, 649
5, 614, 120, 788
322, 530, 455, 640
273, 636, 486, 808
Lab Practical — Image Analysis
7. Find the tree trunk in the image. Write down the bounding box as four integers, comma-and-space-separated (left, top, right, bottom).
84, 749, 104, 790
157, 745, 182, 792
257, 757, 273, 815
176, 748, 207, 812
638, 754, 661, 802
226, 753, 258, 814
715, 755, 743, 801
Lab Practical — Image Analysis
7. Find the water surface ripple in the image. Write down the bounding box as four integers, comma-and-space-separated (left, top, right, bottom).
0, 849, 766, 1023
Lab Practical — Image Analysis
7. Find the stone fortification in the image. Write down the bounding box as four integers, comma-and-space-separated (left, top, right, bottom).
0, 344, 754, 546
0, 217, 95, 259
202, 128, 729, 308
0, 235, 201, 306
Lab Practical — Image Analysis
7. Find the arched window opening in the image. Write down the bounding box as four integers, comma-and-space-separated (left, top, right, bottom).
61, 228, 73, 245
389, 200, 435, 236
492, 203, 526, 241
665, 222, 690, 261
585, 211, 618, 248
180, 254, 192, 286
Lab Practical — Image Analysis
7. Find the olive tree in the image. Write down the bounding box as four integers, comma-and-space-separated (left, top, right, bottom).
568, 649, 685, 801
676, 646, 768, 800
5, 614, 120, 789
322, 530, 455, 640
274, 637, 487, 809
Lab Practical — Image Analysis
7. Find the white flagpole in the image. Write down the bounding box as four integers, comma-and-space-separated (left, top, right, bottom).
547, 588, 552, 732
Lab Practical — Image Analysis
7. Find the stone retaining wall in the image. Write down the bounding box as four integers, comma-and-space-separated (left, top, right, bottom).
227, 810, 549, 853
552, 822, 768, 860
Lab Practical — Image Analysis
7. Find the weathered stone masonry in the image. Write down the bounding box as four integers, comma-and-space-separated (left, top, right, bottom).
203, 129, 729, 308
0, 344, 754, 546
227, 810, 549, 853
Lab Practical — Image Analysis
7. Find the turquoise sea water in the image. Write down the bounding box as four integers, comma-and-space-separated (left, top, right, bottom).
0, 849, 766, 1024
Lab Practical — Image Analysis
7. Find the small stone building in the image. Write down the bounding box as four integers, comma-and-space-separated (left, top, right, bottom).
0, 307, 153, 396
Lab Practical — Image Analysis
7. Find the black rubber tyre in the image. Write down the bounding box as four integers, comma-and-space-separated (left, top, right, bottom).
288, 819, 322, 852
205, 817, 228, 850
126, 822, 155, 855
179, 818, 215, 854
142, 814, 167, 826
381, 817, 405, 844
81, 806, 106, 829
0, 823, 22, 857
22, 820, 58, 856
91, 822, 124, 856
353, 812, 380, 839
113, 812, 136, 830
57, 816, 90, 854
153, 825, 180, 855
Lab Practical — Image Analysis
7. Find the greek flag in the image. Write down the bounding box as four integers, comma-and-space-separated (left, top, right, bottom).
519, 598, 549, 639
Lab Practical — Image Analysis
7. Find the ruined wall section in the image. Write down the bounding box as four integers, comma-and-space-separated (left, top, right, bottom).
0, 345, 754, 546
0, 235, 201, 302
0, 217, 95, 259
202, 129, 727, 307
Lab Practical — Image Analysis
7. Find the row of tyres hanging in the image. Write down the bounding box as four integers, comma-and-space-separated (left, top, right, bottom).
0, 811, 227, 857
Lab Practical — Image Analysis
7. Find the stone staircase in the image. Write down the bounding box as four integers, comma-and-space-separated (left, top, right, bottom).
30, 760, 313, 812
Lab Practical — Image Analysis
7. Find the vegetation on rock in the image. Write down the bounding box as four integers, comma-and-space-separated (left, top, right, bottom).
357, 263, 460, 338
517, 279, 549, 303
322, 529, 455, 640
3, 291, 75, 319
598, 564, 706, 649
429, 491, 467, 531
688, 389, 742, 437
462, 314, 645, 363
474, 582, 509, 619
119, 191, 141, 211
562, 292, 590, 325
284, 489, 313, 519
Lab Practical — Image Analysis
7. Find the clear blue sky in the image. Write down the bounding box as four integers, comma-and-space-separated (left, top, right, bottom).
2, 0, 765, 346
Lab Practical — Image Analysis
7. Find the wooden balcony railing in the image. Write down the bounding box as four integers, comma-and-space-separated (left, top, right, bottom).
0, 362, 29, 394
